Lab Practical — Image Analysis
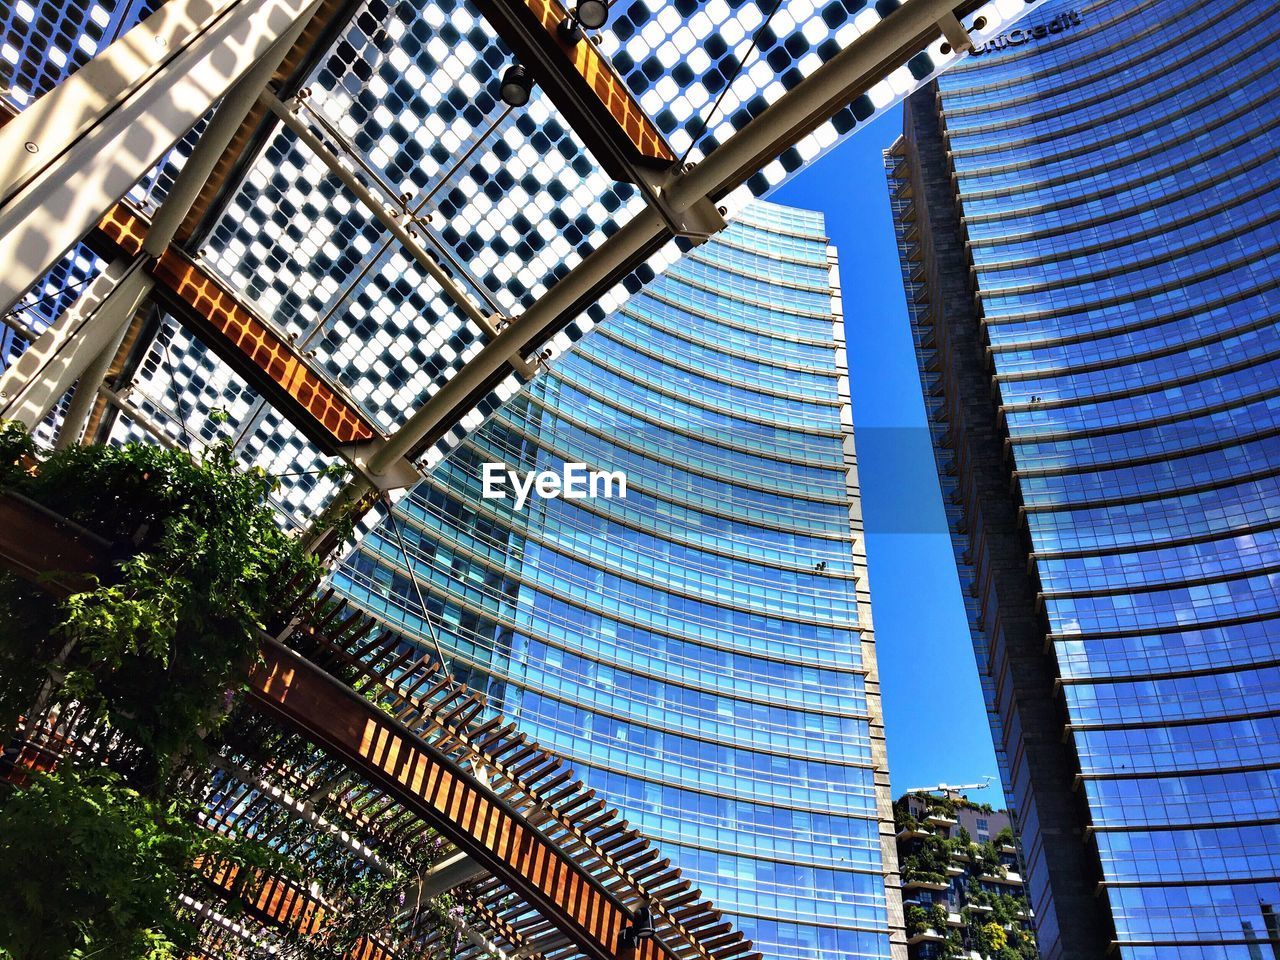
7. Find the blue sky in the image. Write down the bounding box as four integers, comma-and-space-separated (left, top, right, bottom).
773, 105, 1005, 804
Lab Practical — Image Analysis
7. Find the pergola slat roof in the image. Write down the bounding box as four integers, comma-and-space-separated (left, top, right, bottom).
0, 495, 762, 960
251, 584, 764, 960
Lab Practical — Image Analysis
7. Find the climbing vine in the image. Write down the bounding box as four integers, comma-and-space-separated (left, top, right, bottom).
0, 768, 282, 960
0, 424, 349, 959
0, 422, 323, 775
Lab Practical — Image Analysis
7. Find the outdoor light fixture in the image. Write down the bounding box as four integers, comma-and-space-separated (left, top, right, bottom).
557, 16, 584, 44
499, 64, 534, 107
558, 0, 609, 44
575, 0, 610, 29
620, 905, 656, 948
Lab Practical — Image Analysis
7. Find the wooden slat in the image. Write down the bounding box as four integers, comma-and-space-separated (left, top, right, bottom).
248, 640, 664, 960
91, 204, 377, 449
0, 494, 110, 592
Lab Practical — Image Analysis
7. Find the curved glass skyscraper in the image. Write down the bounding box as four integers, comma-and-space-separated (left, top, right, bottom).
889, 0, 1280, 957
332, 200, 903, 960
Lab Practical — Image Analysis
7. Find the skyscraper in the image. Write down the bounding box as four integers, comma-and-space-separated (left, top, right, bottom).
332, 200, 905, 960
886, 0, 1280, 956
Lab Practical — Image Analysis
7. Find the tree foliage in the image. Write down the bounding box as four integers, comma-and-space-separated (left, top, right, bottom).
0, 425, 324, 959
895, 791, 1036, 959
0, 423, 321, 779
0, 767, 283, 960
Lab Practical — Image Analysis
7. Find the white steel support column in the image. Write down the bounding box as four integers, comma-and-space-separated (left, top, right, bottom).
52, 293, 142, 449
0, 0, 320, 315
51, 0, 324, 450
143, 0, 325, 256
0, 258, 152, 429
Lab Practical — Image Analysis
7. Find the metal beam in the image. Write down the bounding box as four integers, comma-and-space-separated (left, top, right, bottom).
0, 0, 322, 315
143, 0, 325, 257
469, 0, 675, 182
411, 850, 488, 901
263, 93, 507, 341
363, 0, 981, 477
0, 310, 41, 347
248, 639, 668, 960
663, 0, 971, 213
98, 385, 182, 450
0, 258, 152, 429
367, 206, 665, 475
54, 296, 151, 449
91, 203, 378, 449
462, 0, 725, 240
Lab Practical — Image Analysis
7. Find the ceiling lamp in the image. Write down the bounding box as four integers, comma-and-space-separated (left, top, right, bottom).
620, 905, 656, 948
575, 0, 609, 30
558, 0, 610, 45
499, 64, 534, 107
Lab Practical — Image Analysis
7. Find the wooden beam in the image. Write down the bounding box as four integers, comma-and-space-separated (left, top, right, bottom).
471, 0, 674, 182
247, 639, 663, 960
91, 203, 377, 450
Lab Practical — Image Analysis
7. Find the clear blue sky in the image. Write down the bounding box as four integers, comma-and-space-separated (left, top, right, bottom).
773, 105, 1006, 804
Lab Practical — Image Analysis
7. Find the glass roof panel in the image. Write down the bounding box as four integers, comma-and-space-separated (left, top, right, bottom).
192, 0, 656, 434
198, 124, 495, 433
2, 0, 162, 106
112, 315, 346, 524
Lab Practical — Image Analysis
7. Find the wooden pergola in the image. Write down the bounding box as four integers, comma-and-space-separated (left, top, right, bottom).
0, 492, 759, 960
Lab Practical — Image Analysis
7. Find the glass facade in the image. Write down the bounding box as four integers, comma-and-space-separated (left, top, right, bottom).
889, 0, 1280, 957
331, 200, 903, 960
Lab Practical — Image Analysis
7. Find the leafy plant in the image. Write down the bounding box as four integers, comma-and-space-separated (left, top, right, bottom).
0, 425, 327, 958
0, 426, 457, 960
973, 839, 1005, 878
899, 832, 959, 886
0, 427, 322, 781
977, 920, 1008, 954
896, 790, 1035, 960
0, 768, 280, 960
